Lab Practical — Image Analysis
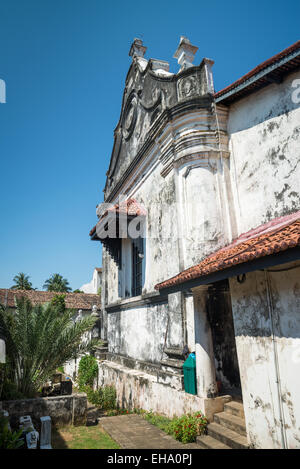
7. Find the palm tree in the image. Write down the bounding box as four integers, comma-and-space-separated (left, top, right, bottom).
11, 273, 34, 290
43, 274, 71, 292
0, 296, 99, 397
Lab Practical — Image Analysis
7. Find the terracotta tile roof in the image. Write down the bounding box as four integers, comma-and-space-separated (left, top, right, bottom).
106, 198, 147, 217
0, 289, 101, 311
89, 225, 96, 236
155, 211, 300, 291
215, 39, 300, 102
89, 198, 146, 238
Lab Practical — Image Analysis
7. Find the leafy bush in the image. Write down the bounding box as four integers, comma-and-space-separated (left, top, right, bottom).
50, 294, 66, 314
167, 412, 208, 443
0, 298, 99, 397
0, 416, 24, 449
77, 355, 98, 391
102, 385, 116, 410
84, 385, 116, 410
1, 379, 25, 401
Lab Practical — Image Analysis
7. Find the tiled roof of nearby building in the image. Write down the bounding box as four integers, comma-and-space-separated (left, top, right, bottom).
89, 198, 146, 238
95, 267, 102, 273
215, 39, 300, 104
155, 211, 300, 291
0, 289, 101, 311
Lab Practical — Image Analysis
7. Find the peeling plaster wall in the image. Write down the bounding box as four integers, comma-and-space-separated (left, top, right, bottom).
103, 103, 231, 363
103, 160, 182, 362
97, 359, 230, 421
107, 303, 169, 363
135, 169, 181, 291
177, 162, 227, 270
229, 261, 300, 449
227, 70, 300, 234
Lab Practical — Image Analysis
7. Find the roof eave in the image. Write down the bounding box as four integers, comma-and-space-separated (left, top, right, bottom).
156, 246, 300, 295
215, 46, 300, 105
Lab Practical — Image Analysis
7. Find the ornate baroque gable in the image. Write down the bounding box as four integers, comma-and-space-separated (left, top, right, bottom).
104, 37, 215, 202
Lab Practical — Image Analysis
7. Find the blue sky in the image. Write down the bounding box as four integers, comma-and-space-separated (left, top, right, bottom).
0, 0, 299, 291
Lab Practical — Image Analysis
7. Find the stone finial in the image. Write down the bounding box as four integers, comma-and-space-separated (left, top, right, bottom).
173, 36, 198, 72
76, 309, 83, 322
91, 305, 99, 317
129, 38, 147, 59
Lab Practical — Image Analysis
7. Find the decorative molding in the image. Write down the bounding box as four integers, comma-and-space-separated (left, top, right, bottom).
177, 75, 199, 101
105, 96, 214, 202
122, 94, 138, 141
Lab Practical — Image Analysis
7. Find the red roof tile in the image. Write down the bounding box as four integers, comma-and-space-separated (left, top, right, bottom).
155, 211, 300, 291
215, 40, 300, 100
0, 289, 101, 311
89, 198, 146, 237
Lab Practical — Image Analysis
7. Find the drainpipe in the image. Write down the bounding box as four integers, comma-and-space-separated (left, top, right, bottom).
264, 270, 287, 449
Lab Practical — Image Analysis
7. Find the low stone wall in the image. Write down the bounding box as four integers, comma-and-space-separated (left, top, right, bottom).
1, 393, 87, 429
97, 360, 230, 422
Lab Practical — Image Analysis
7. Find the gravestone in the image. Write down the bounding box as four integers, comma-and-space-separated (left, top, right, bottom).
40, 416, 52, 449
19, 415, 33, 431
26, 430, 39, 449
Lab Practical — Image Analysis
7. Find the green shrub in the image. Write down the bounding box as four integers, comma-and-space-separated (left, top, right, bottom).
77, 355, 98, 391
50, 294, 66, 313
0, 416, 24, 449
1, 379, 26, 401
167, 412, 208, 443
84, 385, 116, 410
102, 385, 116, 410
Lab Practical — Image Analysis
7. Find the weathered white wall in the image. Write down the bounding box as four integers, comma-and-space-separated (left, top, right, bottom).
101, 54, 300, 447
229, 261, 300, 449
227, 70, 300, 235
107, 303, 169, 364
80, 268, 102, 294
103, 104, 232, 363
97, 359, 230, 421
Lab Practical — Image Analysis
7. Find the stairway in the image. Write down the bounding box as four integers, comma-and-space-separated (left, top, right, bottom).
197, 401, 249, 449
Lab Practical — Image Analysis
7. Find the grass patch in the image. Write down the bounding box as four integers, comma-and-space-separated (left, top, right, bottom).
52, 425, 120, 449
143, 411, 171, 433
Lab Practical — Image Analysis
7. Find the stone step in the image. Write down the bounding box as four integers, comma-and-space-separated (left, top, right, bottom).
160, 358, 184, 370
196, 434, 231, 449
207, 422, 249, 449
214, 412, 247, 437
224, 401, 245, 419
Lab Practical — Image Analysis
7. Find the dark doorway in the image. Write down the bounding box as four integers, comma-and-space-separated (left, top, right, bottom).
207, 279, 242, 398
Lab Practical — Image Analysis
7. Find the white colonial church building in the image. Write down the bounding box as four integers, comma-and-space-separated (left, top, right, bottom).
89, 37, 300, 449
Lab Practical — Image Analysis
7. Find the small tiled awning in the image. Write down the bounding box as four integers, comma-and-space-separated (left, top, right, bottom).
89, 198, 146, 241
89, 198, 146, 268
155, 211, 300, 293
